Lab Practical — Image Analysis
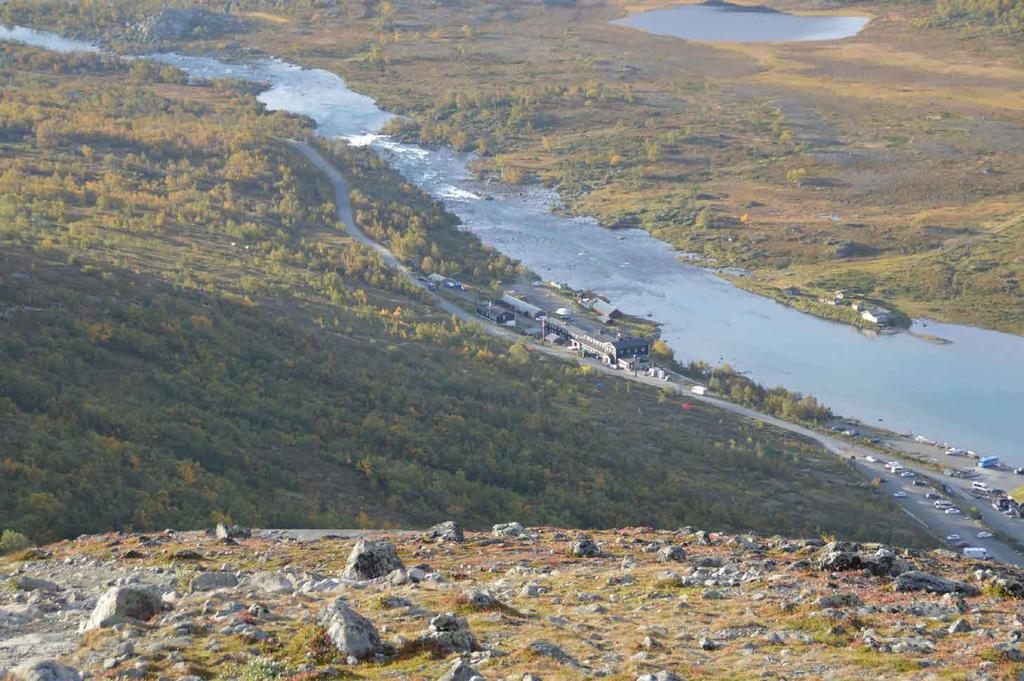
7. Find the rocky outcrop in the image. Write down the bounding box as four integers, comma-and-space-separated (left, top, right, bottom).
817, 542, 910, 576
343, 539, 404, 580
83, 587, 162, 630
437, 657, 482, 681
492, 522, 525, 539
423, 521, 465, 543
131, 8, 246, 46
317, 598, 383, 662
894, 570, 980, 595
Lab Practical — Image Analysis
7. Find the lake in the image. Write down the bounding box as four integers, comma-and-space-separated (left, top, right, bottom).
4, 27, 1023, 466
612, 2, 869, 43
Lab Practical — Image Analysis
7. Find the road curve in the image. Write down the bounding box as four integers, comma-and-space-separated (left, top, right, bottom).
292, 139, 1024, 566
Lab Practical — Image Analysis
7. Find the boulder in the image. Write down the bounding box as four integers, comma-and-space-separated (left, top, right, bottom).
570, 536, 600, 558
637, 673, 683, 681
318, 597, 383, 661
190, 571, 239, 592
215, 523, 251, 540
658, 546, 686, 563
423, 521, 465, 543
84, 587, 162, 630
14, 576, 62, 592
250, 571, 294, 595
438, 657, 483, 681
894, 571, 980, 596
7, 661, 81, 681
493, 522, 525, 539
421, 612, 475, 653
344, 539, 404, 581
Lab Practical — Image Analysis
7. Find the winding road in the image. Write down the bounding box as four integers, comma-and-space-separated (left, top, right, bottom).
292, 140, 1024, 566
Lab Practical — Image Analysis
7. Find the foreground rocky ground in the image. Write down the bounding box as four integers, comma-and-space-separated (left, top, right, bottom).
4, 524, 1024, 681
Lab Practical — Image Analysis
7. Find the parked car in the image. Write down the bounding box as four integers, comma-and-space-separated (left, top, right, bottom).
977, 531, 993, 539
946, 534, 960, 542
926, 492, 942, 500
900, 471, 915, 478
913, 480, 927, 487
945, 508, 962, 515
865, 455, 878, 463
893, 491, 907, 498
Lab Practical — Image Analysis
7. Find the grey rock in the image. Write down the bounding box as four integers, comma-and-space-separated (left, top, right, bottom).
527, 640, 585, 669
7, 661, 81, 681
421, 613, 475, 653
84, 587, 162, 630
894, 571, 980, 596
190, 571, 238, 593
249, 571, 294, 595
437, 657, 482, 681
699, 636, 718, 650
637, 673, 683, 681
492, 522, 525, 539
214, 524, 250, 540
344, 539, 404, 581
465, 589, 497, 610
14, 577, 62, 592
949, 618, 972, 634
570, 536, 600, 558
658, 546, 686, 563
424, 521, 465, 543
318, 597, 383, 661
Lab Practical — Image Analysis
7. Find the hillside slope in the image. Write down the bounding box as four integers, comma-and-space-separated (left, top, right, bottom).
0, 43, 928, 547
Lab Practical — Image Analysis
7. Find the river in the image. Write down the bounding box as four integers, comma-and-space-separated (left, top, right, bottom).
3, 26, 1023, 465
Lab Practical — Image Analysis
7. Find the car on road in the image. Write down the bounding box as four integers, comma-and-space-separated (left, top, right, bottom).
946, 534, 960, 541
926, 492, 942, 500
893, 491, 907, 498
900, 470, 915, 478
865, 455, 878, 463
913, 480, 927, 486
945, 508, 962, 515
977, 531, 993, 539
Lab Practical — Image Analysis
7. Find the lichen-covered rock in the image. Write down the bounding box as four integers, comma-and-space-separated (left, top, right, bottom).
570, 536, 600, 558
421, 612, 475, 653
894, 571, 980, 596
215, 523, 251, 540
344, 539, 404, 580
423, 521, 465, 543
249, 571, 294, 595
7, 661, 81, 681
190, 571, 238, 592
437, 657, 482, 681
318, 597, 383, 661
83, 587, 162, 630
658, 545, 686, 563
493, 522, 525, 539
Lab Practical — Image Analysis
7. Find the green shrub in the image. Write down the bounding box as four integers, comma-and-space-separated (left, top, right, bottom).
0, 530, 32, 555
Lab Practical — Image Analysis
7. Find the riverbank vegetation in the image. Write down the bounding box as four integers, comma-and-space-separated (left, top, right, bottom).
0, 42, 927, 548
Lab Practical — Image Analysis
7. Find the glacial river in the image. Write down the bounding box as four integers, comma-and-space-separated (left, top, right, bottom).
3, 27, 1023, 464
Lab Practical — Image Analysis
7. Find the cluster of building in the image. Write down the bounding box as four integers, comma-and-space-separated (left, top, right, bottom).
542, 318, 651, 372
472, 291, 653, 372
820, 289, 896, 326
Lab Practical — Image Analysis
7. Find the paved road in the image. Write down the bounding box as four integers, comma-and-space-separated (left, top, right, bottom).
293, 140, 1023, 566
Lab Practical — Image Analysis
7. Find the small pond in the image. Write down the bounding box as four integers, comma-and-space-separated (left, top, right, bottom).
612, 2, 869, 42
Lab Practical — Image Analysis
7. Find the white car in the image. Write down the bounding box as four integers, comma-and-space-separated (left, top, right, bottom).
977, 531, 993, 539
900, 471, 915, 478
945, 508, 962, 515
865, 456, 878, 463
946, 534, 960, 541
893, 491, 907, 498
